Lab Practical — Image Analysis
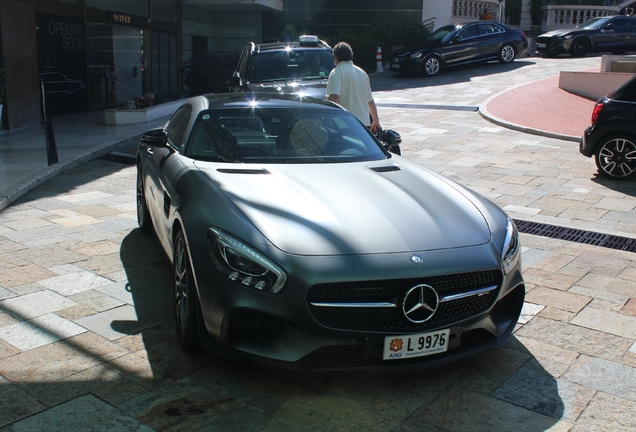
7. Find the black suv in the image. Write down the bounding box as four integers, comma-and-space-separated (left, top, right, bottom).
580, 74, 636, 179
226, 35, 334, 98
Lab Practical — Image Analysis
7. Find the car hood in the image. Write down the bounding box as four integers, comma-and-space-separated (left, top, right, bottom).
247, 80, 328, 98
194, 160, 491, 256
393, 40, 440, 57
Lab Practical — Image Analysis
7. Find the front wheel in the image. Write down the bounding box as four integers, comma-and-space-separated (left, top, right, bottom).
570, 38, 590, 57
173, 229, 201, 350
422, 56, 441, 77
136, 165, 152, 233
594, 134, 636, 180
498, 44, 516, 63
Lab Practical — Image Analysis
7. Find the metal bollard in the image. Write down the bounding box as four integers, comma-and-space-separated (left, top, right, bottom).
41, 79, 58, 165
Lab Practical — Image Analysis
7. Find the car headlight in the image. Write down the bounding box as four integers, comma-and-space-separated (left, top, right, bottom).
410, 52, 424, 60
207, 227, 287, 294
502, 218, 520, 275
556, 34, 573, 40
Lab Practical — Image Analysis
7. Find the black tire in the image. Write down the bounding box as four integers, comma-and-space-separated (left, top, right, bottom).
498, 44, 516, 63
570, 38, 590, 57
422, 55, 442, 77
594, 133, 636, 180
611, 51, 626, 55
136, 164, 152, 233
173, 229, 201, 350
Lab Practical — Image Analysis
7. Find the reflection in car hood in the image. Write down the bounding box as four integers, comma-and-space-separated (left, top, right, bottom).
247, 80, 328, 99
195, 160, 490, 256
539, 29, 581, 37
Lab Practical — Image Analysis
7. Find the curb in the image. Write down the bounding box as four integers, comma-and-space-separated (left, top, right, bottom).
0, 134, 142, 213
478, 87, 580, 143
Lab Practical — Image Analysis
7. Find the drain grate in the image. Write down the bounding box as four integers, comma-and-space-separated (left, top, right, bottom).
513, 219, 636, 253
376, 103, 479, 112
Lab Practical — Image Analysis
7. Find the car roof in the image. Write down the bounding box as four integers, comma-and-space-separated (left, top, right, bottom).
199, 92, 341, 110
252, 40, 331, 53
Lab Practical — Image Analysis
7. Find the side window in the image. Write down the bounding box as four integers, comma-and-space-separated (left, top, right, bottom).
458, 25, 479, 39
609, 18, 629, 28
165, 106, 191, 150
479, 24, 503, 35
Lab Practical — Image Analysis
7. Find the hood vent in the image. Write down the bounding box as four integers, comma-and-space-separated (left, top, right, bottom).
371, 165, 402, 173
217, 168, 270, 175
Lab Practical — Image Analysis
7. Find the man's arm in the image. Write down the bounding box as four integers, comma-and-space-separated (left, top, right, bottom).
368, 100, 381, 133
328, 94, 340, 104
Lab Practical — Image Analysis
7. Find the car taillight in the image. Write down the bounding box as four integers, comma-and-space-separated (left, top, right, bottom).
591, 102, 604, 125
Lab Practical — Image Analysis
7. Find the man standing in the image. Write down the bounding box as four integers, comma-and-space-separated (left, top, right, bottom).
326, 42, 381, 133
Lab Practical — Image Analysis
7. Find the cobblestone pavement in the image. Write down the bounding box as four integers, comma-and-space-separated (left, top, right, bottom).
1, 56, 635, 431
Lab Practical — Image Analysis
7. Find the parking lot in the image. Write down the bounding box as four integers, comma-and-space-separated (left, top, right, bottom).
0, 55, 635, 431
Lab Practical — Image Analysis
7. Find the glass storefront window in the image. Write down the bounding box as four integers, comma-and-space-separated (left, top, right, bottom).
87, 22, 144, 108
86, 0, 146, 17
151, 31, 178, 97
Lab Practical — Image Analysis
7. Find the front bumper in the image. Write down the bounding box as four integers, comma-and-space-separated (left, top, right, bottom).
536, 38, 570, 56
390, 57, 421, 73
188, 240, 525, 372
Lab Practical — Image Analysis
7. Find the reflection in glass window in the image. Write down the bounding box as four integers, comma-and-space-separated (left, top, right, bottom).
86, 0, 146, 17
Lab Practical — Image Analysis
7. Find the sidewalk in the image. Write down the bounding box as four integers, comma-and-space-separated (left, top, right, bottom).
0, 72, 596, 213
0, 112, 172, 212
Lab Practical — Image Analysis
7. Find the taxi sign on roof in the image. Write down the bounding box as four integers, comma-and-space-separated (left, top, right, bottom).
299, 35, 319, 44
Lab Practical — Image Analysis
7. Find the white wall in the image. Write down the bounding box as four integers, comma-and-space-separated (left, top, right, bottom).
423, 1, 452, 30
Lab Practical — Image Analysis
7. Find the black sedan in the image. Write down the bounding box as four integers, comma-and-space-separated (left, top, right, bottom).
136, 93, 525, 372
390, 22, 528, 77
580, 74, 636, 179
536, 15, 636, 57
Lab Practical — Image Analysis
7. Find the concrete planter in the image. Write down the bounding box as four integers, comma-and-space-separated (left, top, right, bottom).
105, 99, 184, 126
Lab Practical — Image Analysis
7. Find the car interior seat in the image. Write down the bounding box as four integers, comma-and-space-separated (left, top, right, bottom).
289, 119, 329, 156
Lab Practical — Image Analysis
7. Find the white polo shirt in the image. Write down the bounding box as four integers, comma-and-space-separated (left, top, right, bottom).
326, 61, 373, 126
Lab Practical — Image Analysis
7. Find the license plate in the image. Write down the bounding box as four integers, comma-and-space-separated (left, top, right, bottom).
383, 328, 450, 360
537, 43, 546, 48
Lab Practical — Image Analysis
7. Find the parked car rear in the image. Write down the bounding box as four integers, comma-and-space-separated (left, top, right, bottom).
580, 75, 636, 179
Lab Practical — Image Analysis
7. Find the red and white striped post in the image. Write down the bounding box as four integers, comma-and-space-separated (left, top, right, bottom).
376, 47, 384, 73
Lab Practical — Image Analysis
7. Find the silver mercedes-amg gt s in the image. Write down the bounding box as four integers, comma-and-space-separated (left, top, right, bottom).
136, 93, 525, 372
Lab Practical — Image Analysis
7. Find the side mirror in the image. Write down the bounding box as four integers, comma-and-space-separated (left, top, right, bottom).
226, 75, 242, 88
140, 128, 168, 146
453, 34, 462, 42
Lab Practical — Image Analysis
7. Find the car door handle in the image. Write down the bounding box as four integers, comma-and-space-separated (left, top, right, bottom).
146, 147, 154, 156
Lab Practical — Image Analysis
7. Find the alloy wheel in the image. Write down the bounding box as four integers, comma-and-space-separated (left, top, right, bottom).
424, 57, 440, 76
596, 136, 636, 179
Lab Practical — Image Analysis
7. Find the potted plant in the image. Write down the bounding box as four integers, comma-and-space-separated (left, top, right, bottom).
0, 54, 6, 125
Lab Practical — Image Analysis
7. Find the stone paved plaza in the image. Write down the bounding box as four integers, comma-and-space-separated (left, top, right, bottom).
0, 56, 635, 431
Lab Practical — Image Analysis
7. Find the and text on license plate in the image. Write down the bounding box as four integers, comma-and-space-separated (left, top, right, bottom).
537, 43, 546, 48
383, 328, 450, 360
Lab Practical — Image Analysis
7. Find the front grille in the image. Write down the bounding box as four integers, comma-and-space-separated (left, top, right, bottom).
307, 270, 502, 332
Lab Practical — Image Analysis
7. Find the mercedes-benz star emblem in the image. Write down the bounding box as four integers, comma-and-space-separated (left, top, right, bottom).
402, 284, 439, 323
409, 254, 423, 265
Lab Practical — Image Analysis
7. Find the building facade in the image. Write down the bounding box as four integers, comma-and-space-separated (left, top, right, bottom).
1, 0, 505, 132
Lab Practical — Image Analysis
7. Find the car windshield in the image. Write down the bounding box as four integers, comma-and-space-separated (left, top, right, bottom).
427, 24, 459, 42
577, 17, 609, 29
248, 49, 335, 82
185, 106, 388, 164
